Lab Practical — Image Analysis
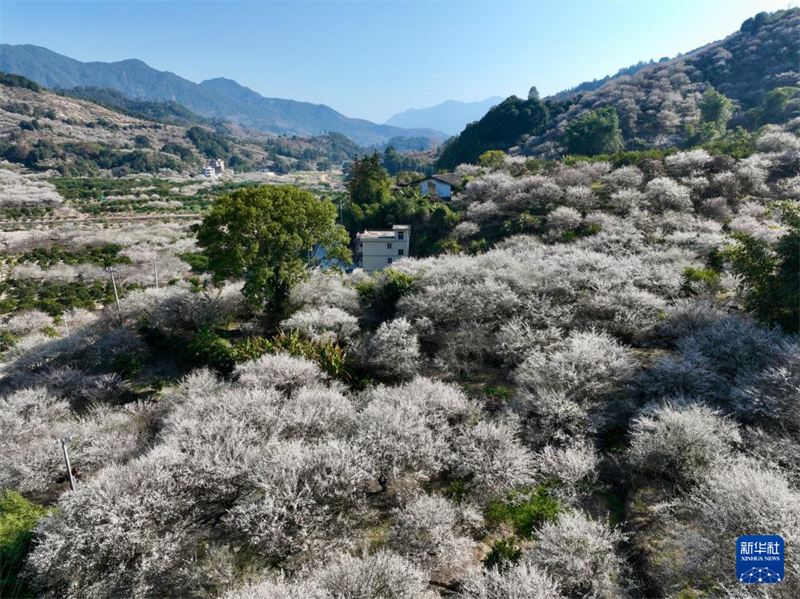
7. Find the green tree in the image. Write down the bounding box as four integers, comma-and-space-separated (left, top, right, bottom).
725, 202, 800, 333
758, 87, 800, 125
436, 96, 549, 169
698, 88, 735, 130
195, 185, 350, 319
478, 150, 507, 169
564, 106, 624, 156
347, 153, 392, 206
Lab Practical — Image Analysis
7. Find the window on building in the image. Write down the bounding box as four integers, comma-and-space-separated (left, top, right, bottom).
387, 242, 392, 249
398, 249, 404, 256
398, 231, 405, 240
387, 257, 393, 264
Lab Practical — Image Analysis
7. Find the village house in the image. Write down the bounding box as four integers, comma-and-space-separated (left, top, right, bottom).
418, 173, 461, 199
355, 224, 410, 273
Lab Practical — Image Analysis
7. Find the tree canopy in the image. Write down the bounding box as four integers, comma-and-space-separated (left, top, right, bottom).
346, 153, 392, 206
436, 96, 549, 169
564, 106, 624, 156
195, 185, 350, 317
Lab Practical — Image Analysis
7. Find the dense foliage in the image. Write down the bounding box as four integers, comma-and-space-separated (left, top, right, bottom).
195, 185, 350, 317
437, 96, 549, 169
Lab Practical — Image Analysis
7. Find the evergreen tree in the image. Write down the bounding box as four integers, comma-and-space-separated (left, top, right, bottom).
564, 106, 624, 156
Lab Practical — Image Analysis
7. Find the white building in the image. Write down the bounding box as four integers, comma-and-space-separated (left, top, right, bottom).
214, 158, 226, 174
201, 165, 216, 177
356, 225, 410, 273
418, 173, 461, 199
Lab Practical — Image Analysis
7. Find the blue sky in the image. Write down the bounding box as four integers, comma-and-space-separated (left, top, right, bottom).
0, 0, 788, 122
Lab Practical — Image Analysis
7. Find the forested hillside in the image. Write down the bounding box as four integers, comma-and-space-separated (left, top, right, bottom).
439, 8, 800, 167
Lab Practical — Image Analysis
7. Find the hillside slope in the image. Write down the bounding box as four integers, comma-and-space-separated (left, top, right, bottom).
0, 45, 447, 146
0, 75, 269, 177
438, 8, 800, 166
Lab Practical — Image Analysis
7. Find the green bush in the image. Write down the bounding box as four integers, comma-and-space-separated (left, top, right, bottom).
112, 352, 142, 379
681, 267, 722, 296
443, 479, 468, 504
485, 485, 560, 538
0, 490, 51, 598
725, 204, 800, 333
483, 537, 523, 571
359, 269, 417, 320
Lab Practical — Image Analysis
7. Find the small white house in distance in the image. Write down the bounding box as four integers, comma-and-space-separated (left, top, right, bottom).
418, 173, 461, 199
356, 225, 410, 273
201, 165, 216, 177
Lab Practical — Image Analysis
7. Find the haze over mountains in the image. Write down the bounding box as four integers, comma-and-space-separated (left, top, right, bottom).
384, 97, 504, 136
0, 44, 448, 146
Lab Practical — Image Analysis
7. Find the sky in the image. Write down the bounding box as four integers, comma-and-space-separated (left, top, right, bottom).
0, 0, 790, 122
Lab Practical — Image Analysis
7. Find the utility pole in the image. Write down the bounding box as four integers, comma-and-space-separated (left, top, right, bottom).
60, 438, 75, 491
106, 266, 121, 316
152, 257, 159, 290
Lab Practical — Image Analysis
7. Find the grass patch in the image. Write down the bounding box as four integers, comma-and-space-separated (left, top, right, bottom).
485, 485, 560, 538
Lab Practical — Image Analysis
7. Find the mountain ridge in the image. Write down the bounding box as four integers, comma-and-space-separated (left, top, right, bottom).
0, 44, 447, 145
384, 96, 504, 136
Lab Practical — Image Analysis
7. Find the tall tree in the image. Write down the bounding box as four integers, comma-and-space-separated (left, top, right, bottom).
698, 88, 735, 130
347, 154, 392, 206
195, 185, 350, 319
564, 106, 624, 156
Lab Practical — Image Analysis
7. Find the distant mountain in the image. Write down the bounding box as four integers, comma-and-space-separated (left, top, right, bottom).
384, 97, 503, 136
0, 44, 447, 146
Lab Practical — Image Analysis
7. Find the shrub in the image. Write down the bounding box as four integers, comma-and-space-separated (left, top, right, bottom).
644, 178, 692, 213
535, 441, 599, 503
545, 207, 582, 235
389, 494, 472, 574
290, 270, 359, 313
234, 352, 325, 393
725, 212, 799, 333
2, 310, 53, 337
357, 377, 471, 482
452, 418, 536, 503
360, 269, 417, 320
483, 537, 523, 572
526, 511, 628, 598
627, 401, 741, 488
654, 460, 800, 597
733, 350, 800, 433
457, 562, 563, 599
281, 306, 359, 344
352, 318, 420, 381
111, 352, 142, 379
514, 331, 636, 443
485, 485, 560, 538
317, 550, 436, 599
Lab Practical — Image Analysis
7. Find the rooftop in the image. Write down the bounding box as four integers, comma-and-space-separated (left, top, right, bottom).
357, 224, 409, 240
426, 173, 462, 186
